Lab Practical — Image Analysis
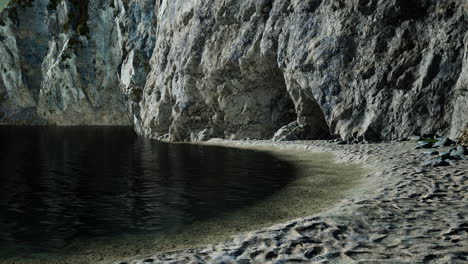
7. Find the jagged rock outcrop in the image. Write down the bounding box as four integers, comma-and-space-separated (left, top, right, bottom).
0, 0, 155, 125
137, 0, 468, 141
1, 0, 467, 141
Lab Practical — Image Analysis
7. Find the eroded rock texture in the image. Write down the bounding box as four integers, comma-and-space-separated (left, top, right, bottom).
1, 0, 467, 141
138, 0, 468, 141
0, 0, 155, 125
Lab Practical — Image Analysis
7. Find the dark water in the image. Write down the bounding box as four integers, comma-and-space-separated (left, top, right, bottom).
0, 126, 295, 257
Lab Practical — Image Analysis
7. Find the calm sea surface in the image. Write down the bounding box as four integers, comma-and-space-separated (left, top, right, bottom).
0, 126, 295, 258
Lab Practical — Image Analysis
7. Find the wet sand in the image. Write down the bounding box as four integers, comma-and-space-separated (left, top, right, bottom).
123, 139, 467, 264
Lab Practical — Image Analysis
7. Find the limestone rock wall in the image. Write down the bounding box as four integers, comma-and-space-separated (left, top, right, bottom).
0, 0, 155, 125
1, 0, 467, 141
138, 0, 468, 141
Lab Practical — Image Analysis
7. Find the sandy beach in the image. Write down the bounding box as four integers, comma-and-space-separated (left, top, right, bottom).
120, 139, 467, 264
1, 0, 467, 263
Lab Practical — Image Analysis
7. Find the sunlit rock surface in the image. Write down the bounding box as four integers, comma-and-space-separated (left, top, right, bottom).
140, 0, 468, 141
0, 0, 467, 141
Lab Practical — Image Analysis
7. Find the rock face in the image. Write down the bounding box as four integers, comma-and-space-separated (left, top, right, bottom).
1, 0, 467, 141
139, 0, 468, 141
0, 0, 155, 125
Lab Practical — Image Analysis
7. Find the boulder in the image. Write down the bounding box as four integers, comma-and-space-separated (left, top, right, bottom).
422, 159, 450, 167
273, 121, 306, 141
433, 138, 455, 148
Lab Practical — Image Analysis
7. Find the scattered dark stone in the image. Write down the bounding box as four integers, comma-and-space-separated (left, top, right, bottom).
423, 151, 439, 156
450, 146, 466, 160
143, 259, 155, 263
439, 151, 451, 160
337, 141, 347, 145
449, 154, 463, 161
423, 254, 438, 262
434, 137, 455, 148
421, 142, 433, 148
453, 145, 466, 155
265, 251, 278, 260
422, 158, 450, 167
447, 160, 458, 166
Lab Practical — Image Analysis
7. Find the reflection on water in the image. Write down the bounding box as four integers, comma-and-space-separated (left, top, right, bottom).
0, 126, 294, 258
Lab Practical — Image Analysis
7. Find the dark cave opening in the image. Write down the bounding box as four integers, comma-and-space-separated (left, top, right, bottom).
261, 65, 331, 141
283, 78, 331, 140
244, 57, 332, 140
268, 66, 298, 135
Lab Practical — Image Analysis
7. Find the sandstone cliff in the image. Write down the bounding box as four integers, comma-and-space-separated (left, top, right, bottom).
1, 0, 467, 141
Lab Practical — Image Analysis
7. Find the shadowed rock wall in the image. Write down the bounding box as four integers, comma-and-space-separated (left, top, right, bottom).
0, 0, 155, 125
1, 0, 467, 141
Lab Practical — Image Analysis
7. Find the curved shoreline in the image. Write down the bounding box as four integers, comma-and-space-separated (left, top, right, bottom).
0, 139, 365, 264
122, 139, 467, 264
105, 140, 365, 264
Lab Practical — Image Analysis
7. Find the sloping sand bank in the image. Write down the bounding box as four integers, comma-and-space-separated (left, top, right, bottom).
124, 140, 467, 264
